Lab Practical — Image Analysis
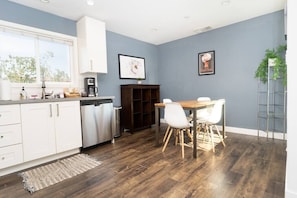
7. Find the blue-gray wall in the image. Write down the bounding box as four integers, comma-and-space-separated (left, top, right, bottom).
98, 32, 159, 106
0, 1, 76, 36
158, 11, 286, 129
0, 1, 286, 130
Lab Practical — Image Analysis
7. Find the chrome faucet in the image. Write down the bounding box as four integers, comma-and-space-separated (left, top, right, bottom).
41, 80, 46, 99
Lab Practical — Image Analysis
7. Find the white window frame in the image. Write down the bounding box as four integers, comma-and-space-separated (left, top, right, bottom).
0, 20, 79, 89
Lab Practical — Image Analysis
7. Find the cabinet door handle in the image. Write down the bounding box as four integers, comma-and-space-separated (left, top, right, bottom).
0, 135, 4, 139
56, 104, 59, 117
49, 104, 52, 117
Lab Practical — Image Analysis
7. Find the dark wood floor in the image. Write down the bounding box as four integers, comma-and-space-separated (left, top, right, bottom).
0, 125, 286, 198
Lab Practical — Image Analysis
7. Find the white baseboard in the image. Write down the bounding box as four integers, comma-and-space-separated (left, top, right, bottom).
160, 118, 286, 140
221, 126, 286, 140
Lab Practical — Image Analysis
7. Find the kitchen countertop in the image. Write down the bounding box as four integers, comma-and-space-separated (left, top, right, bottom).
0, 96, 115, 105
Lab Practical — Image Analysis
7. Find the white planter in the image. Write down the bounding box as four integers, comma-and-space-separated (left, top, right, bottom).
268, 58, 276, 67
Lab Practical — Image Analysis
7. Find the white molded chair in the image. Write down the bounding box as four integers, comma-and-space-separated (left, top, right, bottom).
197, 99, 226, 152
195, 97, 212, 138
196, 97, 212, 119
163, 98, 172, 104
188, 97, 212, 139
162, 98, 173, 143
162, 102, 192, 158
188, 97, 212, 120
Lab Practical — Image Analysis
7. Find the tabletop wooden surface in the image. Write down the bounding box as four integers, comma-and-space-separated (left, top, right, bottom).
154, 100, 217, 109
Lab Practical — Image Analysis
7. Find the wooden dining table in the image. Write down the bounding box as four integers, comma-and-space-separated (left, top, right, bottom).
154, 100, 226, 158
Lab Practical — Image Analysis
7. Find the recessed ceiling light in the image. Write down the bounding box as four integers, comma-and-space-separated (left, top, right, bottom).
221, 0, 230, 6
87, 0, 95, 6
40, 0, 50, 3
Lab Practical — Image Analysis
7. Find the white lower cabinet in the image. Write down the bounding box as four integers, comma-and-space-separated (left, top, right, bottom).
0, 124, 22, 148
21, 101, 82, 162
0, 105, 23, 169
55, 101, 82, 153
21, 103, 56, 162
0, 144, 23, 169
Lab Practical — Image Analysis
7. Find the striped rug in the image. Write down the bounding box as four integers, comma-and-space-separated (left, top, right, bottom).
19, 154, 101, 193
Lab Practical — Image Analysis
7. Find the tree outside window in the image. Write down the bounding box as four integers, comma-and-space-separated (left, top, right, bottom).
0, 30, 71, 84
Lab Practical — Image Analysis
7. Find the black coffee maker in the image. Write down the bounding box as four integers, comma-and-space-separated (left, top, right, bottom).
84, 77, 97, 97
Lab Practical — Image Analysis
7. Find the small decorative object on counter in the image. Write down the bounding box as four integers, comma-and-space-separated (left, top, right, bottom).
63, 87, 80, 98
30, 94, 39, 99
20, 86, 27, 100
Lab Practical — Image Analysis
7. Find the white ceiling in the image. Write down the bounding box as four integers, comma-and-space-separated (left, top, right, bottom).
9, 0, 286, 45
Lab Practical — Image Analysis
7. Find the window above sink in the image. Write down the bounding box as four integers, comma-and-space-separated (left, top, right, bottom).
0, 20, 79, 88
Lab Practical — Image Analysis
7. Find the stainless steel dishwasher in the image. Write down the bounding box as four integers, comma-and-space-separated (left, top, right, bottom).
80, 99, 113, 148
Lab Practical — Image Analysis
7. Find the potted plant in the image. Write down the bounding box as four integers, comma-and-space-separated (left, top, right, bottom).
255, 44, 287, 86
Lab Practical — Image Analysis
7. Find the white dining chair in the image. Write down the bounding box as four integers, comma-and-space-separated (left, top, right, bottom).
162, 98, 173, 143
197, 97, 212, 119
163, 98, 172, 104
188, 97, 212, 120
197, 99, 226, 152
162, 102, 192, 158
195, 97, 212, 138
187, 97, 211, 140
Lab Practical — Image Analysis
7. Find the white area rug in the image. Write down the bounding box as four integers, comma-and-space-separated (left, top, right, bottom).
19, 154, 101, 193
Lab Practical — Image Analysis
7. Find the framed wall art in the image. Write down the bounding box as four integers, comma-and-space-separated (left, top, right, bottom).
198, 50, 215, 75
118, 54, 146, 79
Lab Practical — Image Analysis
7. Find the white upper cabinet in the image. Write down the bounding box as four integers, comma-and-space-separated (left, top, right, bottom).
77, 16, 108, 73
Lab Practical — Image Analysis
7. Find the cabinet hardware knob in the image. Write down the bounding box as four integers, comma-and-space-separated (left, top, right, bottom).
0, 136, 3, 139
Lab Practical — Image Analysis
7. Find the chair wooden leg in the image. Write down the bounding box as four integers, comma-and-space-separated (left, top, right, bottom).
175, 129, 179, 145
186, 129, 193, 142
198, 124, 207, 142
208, 126, 215, 153
196, 124, 201, 140
214, 125, 226, 147
204, 124, 211, 142
196, 124, 206, 147
163, 125, 171, 142
179, 129, 185, 158
162, 128, 173, 152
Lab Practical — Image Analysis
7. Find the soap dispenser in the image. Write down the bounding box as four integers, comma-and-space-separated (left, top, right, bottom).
20, 86, 27, 100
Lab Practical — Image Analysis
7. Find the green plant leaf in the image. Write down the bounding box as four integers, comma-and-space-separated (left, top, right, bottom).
255, 44, 287, 86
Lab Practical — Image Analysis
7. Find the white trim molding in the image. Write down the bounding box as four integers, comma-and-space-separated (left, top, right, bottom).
161, 118, 287, 140
222, 126, 286, 140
